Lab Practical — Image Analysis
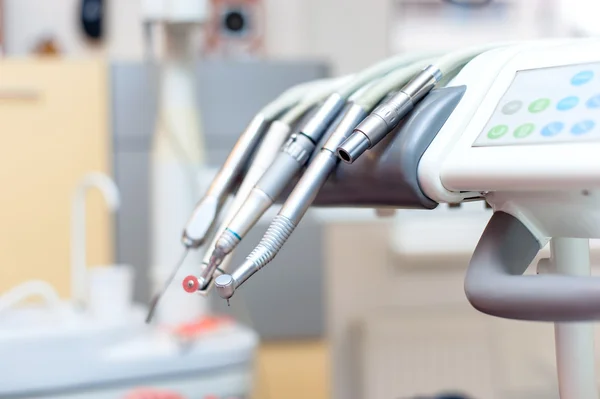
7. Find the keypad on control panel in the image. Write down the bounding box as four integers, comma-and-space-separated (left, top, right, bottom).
473, 63, 600, 147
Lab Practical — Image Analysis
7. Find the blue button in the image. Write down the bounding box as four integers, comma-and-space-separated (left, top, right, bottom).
571, 71, 594, 86
556, 96, 579, 111
571, 120, 595, 135
586, 94, 600, 109
541, 122, 564, 137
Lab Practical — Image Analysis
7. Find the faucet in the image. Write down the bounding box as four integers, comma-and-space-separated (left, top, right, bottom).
70, 172, 120, 308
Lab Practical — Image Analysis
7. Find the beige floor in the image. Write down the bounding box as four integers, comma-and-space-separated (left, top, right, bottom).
252, 340, 330, 399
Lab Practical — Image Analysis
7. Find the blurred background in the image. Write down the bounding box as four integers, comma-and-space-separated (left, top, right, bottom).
1, 1, 600, 398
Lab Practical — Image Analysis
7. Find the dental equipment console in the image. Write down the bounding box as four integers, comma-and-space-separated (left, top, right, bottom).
153, 37, 600, 397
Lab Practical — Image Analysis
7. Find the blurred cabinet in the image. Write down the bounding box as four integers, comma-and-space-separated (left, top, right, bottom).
0, 59, 112, 297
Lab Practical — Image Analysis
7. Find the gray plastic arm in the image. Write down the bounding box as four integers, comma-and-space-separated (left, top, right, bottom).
465, 211, 600, 322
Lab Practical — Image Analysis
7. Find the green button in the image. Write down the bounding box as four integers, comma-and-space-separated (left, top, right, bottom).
528, 98, 551, 113
514, 123, 535, 138
487, 125, 508, 139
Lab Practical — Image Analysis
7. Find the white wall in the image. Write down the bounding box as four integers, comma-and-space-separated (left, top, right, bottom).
1, 0, 392, 74
261, 0, 312, 59
3, 0, 576, 75
305, 0, 393, 75
4, 0, 103, 56
3, 0, 320, 62
3, 0, 144, 60
560, 0, 600, 35
104, 0, 145, 60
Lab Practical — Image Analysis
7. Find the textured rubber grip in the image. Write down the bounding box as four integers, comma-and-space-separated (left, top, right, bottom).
247, 215, 296, 270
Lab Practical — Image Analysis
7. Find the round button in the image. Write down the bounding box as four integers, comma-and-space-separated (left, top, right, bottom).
502, 100, 522, 115
487, 125, 508, 139
556, 96, 579, 111
571, 120, 595, 135
586, 94, 600, 109
513, 123, 535, 139
528, 98, 551, 113
571, 70, 594, 86
541, 122, 564, 137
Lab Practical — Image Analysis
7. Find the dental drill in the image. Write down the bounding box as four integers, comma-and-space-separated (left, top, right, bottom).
183, 76, 355, 293
203, 53, 440, 286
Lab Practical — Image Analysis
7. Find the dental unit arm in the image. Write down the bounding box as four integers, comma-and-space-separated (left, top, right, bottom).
214, 43, 510, 300
212, 38, 600, 315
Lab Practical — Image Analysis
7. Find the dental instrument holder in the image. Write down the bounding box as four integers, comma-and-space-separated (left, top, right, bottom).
209, 87, 465, 296
265, 86, 600, 398
288, 86, 466, 208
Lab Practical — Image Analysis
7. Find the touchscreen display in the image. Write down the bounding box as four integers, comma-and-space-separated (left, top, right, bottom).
473, 62, 600, 147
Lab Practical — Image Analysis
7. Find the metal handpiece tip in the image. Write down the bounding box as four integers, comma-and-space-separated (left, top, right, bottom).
215, 274, 236, 300
196, 249, 226, 291
145, 295, 160, 323
337, 131, 370, 164
145, 249, 190, 323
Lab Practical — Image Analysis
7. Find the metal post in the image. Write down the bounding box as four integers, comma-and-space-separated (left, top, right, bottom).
551, 237, 598, 399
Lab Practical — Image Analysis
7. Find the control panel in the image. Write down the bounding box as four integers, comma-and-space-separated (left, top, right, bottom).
473, 62, 600, 147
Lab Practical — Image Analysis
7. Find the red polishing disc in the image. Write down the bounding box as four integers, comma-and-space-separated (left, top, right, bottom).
182, 275, 199, 293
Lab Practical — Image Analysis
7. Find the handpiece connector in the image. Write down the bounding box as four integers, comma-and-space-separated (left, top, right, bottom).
337, 65, 442, 163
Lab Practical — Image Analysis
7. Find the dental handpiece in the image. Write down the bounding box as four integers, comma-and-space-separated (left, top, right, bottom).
180, 82, 318, 249
213, 59, 436, 300
208, 93, 346, 266
336, 65, 442, 163
337, 43, 512, 163
188, 78, 350, 291
205, 53, 439, 280
181, 115, 267, 249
